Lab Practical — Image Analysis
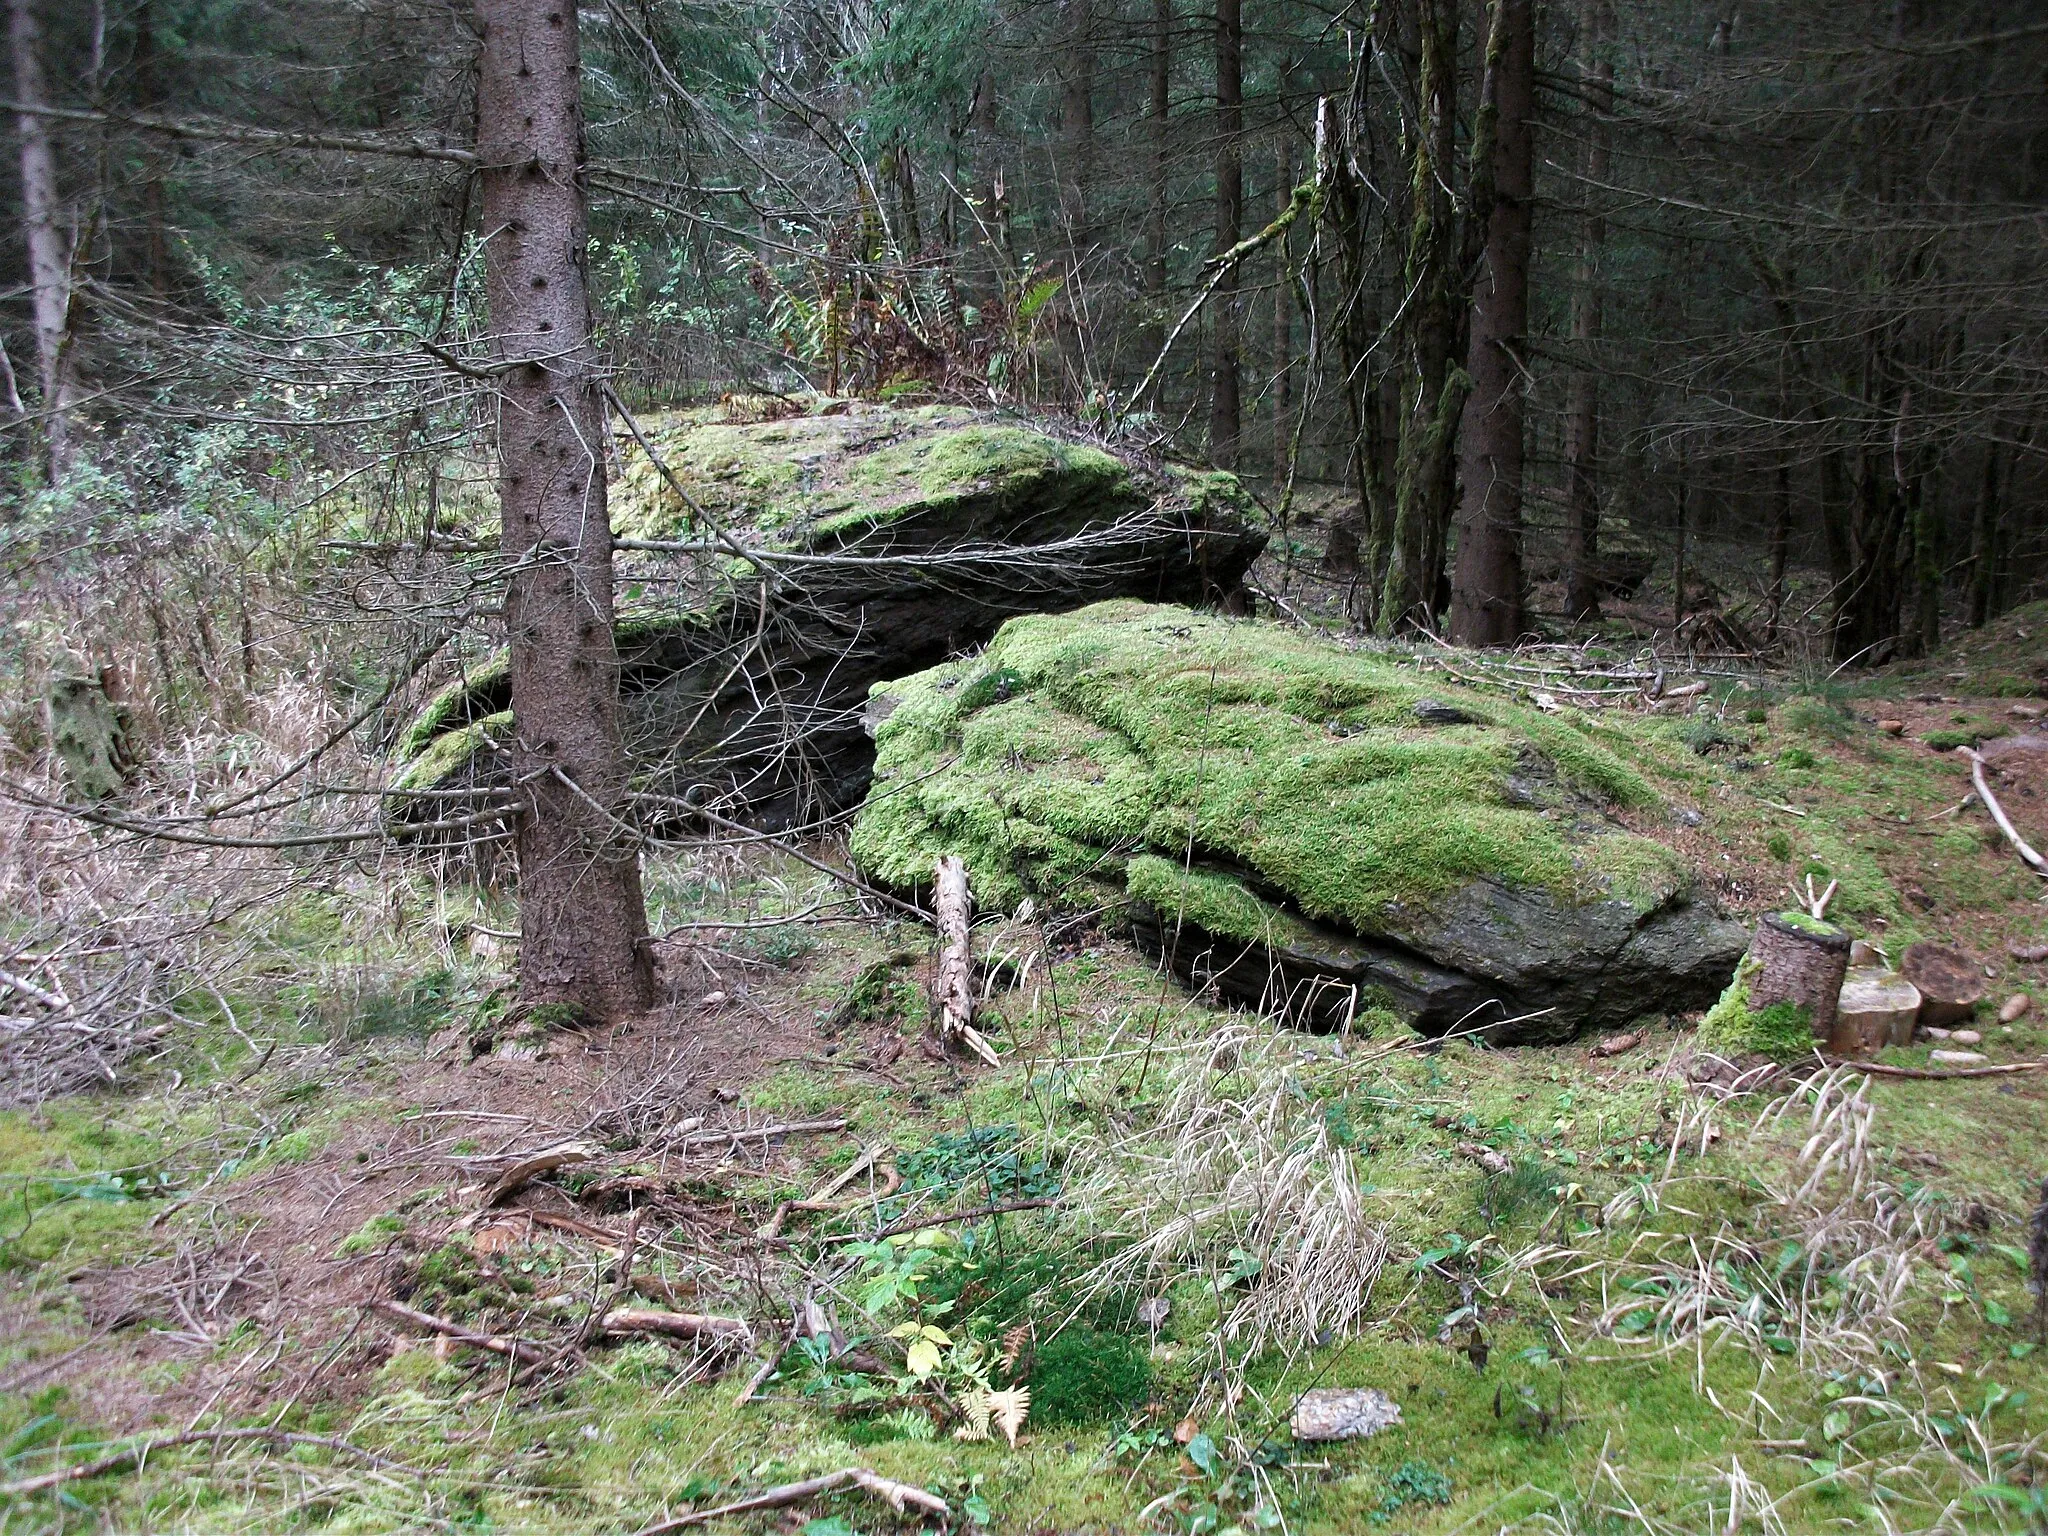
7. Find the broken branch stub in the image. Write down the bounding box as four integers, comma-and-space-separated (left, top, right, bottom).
933, 854, 998, 1065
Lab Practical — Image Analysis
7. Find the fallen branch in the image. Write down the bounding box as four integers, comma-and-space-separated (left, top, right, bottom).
625, 1467, 950, 1536
1821, 1055, 2048, 1081
734, 1309, 804, 1406
0, 1427, 419, 1497
1958, 746, 2048, 878
601, 1308, 755, 1347
670, 1118, 849, 1155
370, 1299, 548, 1364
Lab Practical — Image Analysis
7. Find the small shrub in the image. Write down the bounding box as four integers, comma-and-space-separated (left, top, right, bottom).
1744, 707, 1769, 725
1028, 1327, 1150, 1424
1370, 1459, 1453, 1524
1777, 746, 1817, 770
897, 1125, 1059, 1201
1766, 831, 1794, 861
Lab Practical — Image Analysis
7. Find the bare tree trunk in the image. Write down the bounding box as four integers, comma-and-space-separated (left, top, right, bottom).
1209, 0, 1241, 467
9, 0, 73, 481
1271, 132, 1293, 480
1145, 0, 1170, 361
1448, 0, 1533, 646
476, 0, 653, 1021
1379, 0, 1460, 634
1057, 0, 1093, 396
1560, 0, 1611, 623
1768, 453, 1791, 640
1968, 440, 2001, 627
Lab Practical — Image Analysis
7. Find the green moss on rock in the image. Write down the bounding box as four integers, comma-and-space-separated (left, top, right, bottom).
391, 709, 511, 794
852, 602, 1679, 931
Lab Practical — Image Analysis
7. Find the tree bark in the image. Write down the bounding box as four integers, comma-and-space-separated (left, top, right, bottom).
1968, 440, 2001, 627
1379, 0, 1460, 633
9, 0, 73, 481
1208, 0, 1242, 468
1271, 131, 1293, 480
1448, 0, 1534, 646
1145, 0, 1170, 360
1560, 0, 1611, 623
1748, 913, 1850, 1045
476, 0, 653, 1021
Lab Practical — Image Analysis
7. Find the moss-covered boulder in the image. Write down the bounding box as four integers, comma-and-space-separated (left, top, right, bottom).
390, 402, 1264, 831
850, 602, 1747, 1043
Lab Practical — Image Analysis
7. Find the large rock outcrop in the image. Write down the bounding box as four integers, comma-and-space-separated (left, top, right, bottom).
850, 602, 1746, 1043
390, 402, 1264, 830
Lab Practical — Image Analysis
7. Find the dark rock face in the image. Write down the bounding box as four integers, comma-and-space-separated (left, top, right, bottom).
1132, 879, 1747, 1044
390, 405, 1265, 832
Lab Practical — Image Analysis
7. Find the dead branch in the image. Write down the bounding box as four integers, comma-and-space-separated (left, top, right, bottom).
668, 1118, 849, 1155
1821, 1055, 2048, 1081
624, 1466, 950, 1536
1958, 746, 2048, 878
369, 1299, 548, 1364
600, 1308, 754, 1347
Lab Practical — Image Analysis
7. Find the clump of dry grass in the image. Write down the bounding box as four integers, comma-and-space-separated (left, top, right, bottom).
1057, 1020, 1387, 1361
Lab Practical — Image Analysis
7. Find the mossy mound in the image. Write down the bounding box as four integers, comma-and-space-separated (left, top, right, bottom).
851, 602, 1747, 1042
390, 402, 1264, 835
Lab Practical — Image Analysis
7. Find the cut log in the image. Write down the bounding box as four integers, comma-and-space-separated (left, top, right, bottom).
1831, 966, 1921, 1056
933, 854, 998, 1065
1748, 911, 1852, 1043
1900, 942, 1986, 1027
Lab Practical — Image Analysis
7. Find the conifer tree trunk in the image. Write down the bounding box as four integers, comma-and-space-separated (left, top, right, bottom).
1560, 0, 1611, 623
1144, 0, 1170, 372
1209, 0, 1242, 467
475, 0, 653, 1022
9, 0, 73, 481
1379, 0, 1460, 633
1449, 0, 1534, 645
1271, 132, 1293, 479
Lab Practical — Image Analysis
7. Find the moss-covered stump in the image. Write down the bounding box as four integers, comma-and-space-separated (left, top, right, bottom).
389, 402, 1264, 833
850, 601, 1747, 1043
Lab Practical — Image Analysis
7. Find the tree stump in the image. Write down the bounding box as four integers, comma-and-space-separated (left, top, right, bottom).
1899, 942, 1985, 1026
1832, 967, 1922, 1056
1747, 912, 1851, 1042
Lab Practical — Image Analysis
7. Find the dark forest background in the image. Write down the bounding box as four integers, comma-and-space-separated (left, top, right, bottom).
3, 0, 2044, 690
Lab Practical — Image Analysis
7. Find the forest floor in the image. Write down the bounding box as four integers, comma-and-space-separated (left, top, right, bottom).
6, 583, 2048, 1535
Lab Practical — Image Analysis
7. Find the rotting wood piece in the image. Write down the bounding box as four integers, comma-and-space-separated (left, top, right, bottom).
600, 1308, 754, 1348
1748, 912, 1851, 1043
933, 854, 999, 1065
1832, 966, 1922, 1056
1900, 942, 1986, 1027
478, 1141, 602, 1207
